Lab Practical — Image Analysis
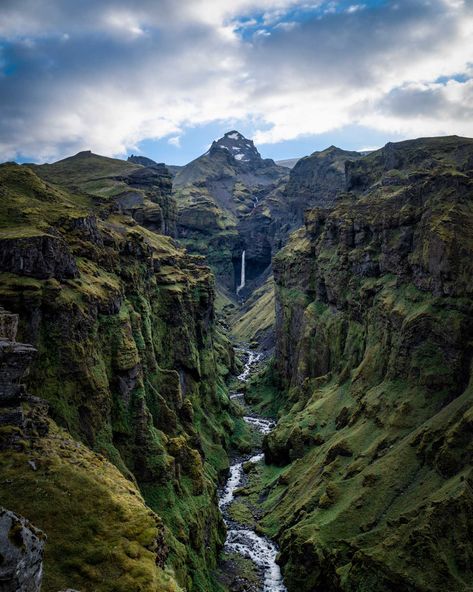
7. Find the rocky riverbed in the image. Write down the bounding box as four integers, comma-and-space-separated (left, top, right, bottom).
218, 349, 286, 592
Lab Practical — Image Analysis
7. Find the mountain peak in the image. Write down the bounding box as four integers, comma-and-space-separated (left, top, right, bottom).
209, 130, 261, 164
224, 130, 245, 140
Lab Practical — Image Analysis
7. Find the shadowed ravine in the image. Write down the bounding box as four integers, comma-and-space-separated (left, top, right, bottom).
218, 349, 287, 592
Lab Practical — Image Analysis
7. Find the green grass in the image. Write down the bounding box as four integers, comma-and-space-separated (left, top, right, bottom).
231, 276, 275, 344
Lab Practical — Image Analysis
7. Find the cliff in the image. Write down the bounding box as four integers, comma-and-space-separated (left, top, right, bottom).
0, 306, 182, 591
262, 136, 473, 591
0, 160, 241, 591
284, 146, 362, 223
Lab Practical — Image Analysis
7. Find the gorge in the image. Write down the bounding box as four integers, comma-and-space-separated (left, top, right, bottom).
0, 132, 472, 592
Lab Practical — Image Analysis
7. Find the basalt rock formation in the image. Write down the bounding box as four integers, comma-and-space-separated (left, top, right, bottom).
0, 158, 243, 591
260, 135, 473, 592
0, 310, 46, 592
0, 306, 182, 591
284, 145, 362, 223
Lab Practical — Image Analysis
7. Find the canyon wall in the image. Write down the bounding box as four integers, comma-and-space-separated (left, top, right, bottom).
263, 136, 473, 592
0, 158, 240, 592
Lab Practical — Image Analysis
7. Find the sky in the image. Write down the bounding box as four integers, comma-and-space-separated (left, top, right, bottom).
0, 0, 472, 165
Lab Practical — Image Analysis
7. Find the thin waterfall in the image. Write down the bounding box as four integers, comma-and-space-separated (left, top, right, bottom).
236, 250, 246, 294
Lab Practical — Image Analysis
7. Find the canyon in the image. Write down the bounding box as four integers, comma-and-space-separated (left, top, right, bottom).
0, 132, 472, 592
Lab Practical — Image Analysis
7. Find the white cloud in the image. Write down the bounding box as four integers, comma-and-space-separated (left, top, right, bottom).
168, 135, 181, 147
346, 4, 366, 13
0, 0, 472, 161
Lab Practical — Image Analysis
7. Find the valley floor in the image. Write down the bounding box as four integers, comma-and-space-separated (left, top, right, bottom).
217, 348, 286, 592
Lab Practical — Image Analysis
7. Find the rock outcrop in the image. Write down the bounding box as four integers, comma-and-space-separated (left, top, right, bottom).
284, 145, 362, 222
0, 508, 46, 592
0, 306, 47, 445
261, 136, 473, 592
0, 234, 78, 280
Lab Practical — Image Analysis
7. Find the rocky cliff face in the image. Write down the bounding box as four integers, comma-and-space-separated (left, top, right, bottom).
284, 146, 362, 223
0, 309, 47, 592
0, 508, 46, 592
173, 131, 288, 293
262, 136, 473, 591
0, 161, 241, 591
0, 305, 182, 592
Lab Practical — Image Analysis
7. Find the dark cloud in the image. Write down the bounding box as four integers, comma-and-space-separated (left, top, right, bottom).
379, 80, 473, 120
0, 0, 471, 160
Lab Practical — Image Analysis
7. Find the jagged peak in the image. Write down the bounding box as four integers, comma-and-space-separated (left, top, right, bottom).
209, 130, 261, 164
223, 130, 245, 141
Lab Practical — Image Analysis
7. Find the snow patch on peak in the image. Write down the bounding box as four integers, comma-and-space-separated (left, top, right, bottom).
235, 153, 248, 161
227, 132, 241, 140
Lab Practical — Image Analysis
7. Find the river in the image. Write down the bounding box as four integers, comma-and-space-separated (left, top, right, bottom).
218, 348, 287, 592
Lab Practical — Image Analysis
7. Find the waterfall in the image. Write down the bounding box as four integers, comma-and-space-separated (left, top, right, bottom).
236, 250, 246, 294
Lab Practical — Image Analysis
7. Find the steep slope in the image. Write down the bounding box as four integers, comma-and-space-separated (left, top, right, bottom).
36, 150, 177, 236
230, 275, 276, 350
0, 160, 242, 591
174, 131, 288, 293
0, 307, 181, 592
259, 136, 473, 591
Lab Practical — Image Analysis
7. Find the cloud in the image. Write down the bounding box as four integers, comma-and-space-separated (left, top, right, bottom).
168, 135, 181, 147
346, 4, 366, 13
250, 0, 473, 139
0, 0, 471, 161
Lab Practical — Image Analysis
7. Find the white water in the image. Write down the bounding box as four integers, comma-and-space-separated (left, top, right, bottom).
236, 348, 261, 381
219, 348, 287, 592
236, 250, 246, 295
243, 416, 275, 435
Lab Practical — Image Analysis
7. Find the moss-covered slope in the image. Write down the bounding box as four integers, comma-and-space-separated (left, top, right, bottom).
230, 274, 276, 350
34, 150, 177, 236
262, 136, 473, 592
0, 160, 239, 591
0, 420, 182, 592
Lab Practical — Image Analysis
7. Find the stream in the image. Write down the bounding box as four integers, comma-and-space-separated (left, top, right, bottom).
219, 348, 287, 592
